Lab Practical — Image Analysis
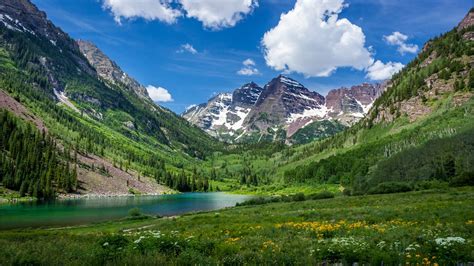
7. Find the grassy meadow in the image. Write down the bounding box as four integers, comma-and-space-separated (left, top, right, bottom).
0, 187, 473, 265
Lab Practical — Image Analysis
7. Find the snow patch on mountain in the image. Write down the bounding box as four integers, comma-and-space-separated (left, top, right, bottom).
0, 14, 36, 35
280, 75, 304, 88
287, 105, 328, 123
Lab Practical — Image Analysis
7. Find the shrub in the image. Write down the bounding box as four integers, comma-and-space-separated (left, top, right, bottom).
292, 192, 306, 201
128, 207, 143, 217
307, 191, 335, 200
449, 171, 474, 187
368, 182, 413, 194
342, 188, 352, 196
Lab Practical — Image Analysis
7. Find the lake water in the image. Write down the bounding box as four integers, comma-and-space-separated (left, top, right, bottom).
0, 192, 252, 230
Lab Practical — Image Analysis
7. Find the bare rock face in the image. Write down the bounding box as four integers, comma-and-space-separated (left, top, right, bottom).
326, 83, 384, 126
183, 83, 264, 139
232, 82, 263, 107
458, 8, 474, 40
77, 40, 150, 100
458, 8, 474, 31
245, 75, 326, 136
183, 75, 383, 143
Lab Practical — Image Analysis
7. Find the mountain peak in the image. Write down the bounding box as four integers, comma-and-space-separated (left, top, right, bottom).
233, 82, 263, 107
77, 40, 150, 100
273, 75, 304, 88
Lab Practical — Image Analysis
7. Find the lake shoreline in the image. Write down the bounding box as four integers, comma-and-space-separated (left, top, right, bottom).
0, 192, 253, 229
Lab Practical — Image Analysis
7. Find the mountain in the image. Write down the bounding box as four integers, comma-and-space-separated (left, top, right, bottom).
0, 0, 221, 198
76, 40, 150, 101
183, 82, 264, 139
184, 75, 383, 144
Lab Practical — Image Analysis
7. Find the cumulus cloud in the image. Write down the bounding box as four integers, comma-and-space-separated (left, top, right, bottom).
179, 0, 258, 30
237, 58, 260, 76
177, 43, 198, 54
261, 0, 373, 78
146, 85, 174, 102
366, 60, 404, 81
383, 31, 419, 55
102, 0, 181, 24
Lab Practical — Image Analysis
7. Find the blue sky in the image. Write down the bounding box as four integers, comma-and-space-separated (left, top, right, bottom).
32, 0, 472, 114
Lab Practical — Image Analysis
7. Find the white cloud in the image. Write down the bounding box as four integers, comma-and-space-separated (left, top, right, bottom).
243, 58, 256, 66
146, 85, 174, 102
177, 43, 198, 54
237, 68, 260, 76
102, 0, 181, 24
261, 0, 373, 78
179, 0, 258, 30
366, 60, 404, 80
383, 31, 419, 55
237, 58, 260, 76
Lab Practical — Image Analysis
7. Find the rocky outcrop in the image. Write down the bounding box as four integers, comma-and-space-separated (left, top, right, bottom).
77, 40, 150, 100
326, 83, 384, 125
458, 8, 474, 31
458, 8, 474, 40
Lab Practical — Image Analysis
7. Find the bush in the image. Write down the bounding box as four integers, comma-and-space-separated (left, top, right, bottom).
292, 192, 306, 201
449, 172, 474, 187
128, 207, 143, 217
342, 188, 352, 196
415, 180, 449, 190
368, 182, 413, 194
307, 191, 335, 200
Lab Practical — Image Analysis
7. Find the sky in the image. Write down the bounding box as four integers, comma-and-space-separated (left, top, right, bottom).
32, 0, 472, 114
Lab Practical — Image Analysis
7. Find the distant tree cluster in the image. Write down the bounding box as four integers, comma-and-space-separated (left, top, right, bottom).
153, 165, 212, 192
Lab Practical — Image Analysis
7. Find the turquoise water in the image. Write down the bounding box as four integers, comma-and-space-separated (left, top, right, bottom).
0, 192, 251, 229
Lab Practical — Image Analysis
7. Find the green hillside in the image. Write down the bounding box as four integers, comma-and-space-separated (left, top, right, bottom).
0, 12, 222, 197
198, 17, 474, 195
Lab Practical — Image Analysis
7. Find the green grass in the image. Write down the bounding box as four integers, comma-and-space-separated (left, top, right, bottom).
1, 187, 473, 265
233, 183, 341, 196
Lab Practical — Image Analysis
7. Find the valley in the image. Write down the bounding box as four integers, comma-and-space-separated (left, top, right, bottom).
0, 0, 473, 264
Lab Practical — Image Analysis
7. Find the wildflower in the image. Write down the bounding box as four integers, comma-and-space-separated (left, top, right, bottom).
103, 242, 109, 247
435, 236, 466, 247
225, 237, 241, 243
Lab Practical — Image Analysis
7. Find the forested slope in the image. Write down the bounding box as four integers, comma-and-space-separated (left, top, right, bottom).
0, 0, 221, 198
278, 10, 474, 194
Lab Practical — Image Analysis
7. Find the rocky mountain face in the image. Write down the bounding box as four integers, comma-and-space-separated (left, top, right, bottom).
183, 82, 263, 139
326, 83, 385, 126
0, 0, 94, 77
183, 75, 383, 143
458, 8, 474, 40
77, 40, 150, 100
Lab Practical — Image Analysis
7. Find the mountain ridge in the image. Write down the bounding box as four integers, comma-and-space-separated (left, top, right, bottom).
183, 75, 384, 144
